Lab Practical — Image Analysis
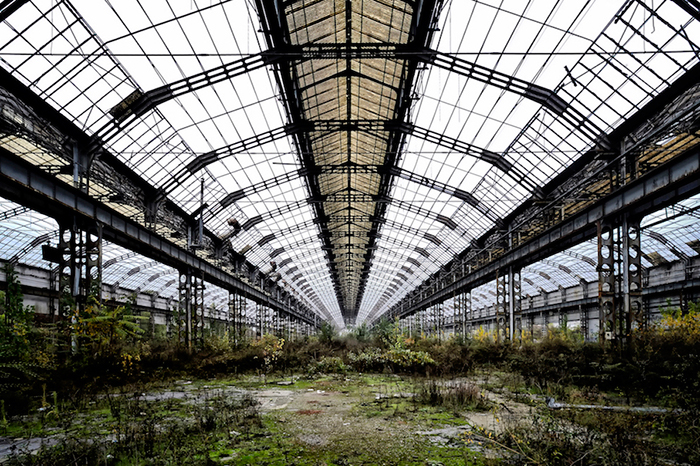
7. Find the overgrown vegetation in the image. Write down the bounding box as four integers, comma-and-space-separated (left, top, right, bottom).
1, 265, 699, 464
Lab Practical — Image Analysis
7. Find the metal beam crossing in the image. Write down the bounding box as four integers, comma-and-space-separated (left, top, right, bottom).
390, 145, 700, 318
0, 147, 318, 326
93, 52, 276, 151
214, 163, 491, 224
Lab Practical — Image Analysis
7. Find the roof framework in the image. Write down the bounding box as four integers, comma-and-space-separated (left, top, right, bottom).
0, 0, 699, 328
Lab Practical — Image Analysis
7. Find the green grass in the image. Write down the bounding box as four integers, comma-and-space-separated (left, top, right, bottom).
3, 374, 497, 465
4, 367, 699, 465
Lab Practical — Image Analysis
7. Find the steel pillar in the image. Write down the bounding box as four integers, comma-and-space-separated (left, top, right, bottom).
508, 267, 522, 342
453, 293, 463, 338
598, 220, 617, 342
178, 270, 192, 350
230, 292, 246, 343
495, 272, 510, 342
256, 303, 263, 337
57, 218, 102, 318
57, 220, 77, 320
622, 215, 644, 338
437, 302, 444, 340
579, 304, 588, 341
465, 291, 472, 336
227, 292, 248, 343
192, 274, 205, 347
177, 270, 203, 350
598, 215, 645, 344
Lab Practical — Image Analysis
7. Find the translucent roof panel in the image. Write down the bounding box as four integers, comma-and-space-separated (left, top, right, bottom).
357, 0, 700, 324
1, 0, 698, 328
462, 192, 700, 314
641, 192, 700, 266
281, 0, 417, 318
0, 0, 341, 327
0, 199, 58, 268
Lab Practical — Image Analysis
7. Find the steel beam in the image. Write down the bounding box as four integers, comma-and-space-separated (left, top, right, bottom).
0, 0, 30, 22
274, 44, 604, 145
215, 162, 489, 223
0, 147, 317, 326
164, 124, 296, 191
94, 52, 274, 150
306, 120, 515, 174
219, 169, 308, 208
213, 198, 309, 228
386, 166, 500, 222
391, 145, 700, 318
669, 0, 700, 23
398, 123, 514, 173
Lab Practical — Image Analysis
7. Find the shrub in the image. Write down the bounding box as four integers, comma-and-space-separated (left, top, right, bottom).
384, 348, 435, 372
251, 334, 284, 374
318, 322, 337, 343
0, 263, 34, 362
306, 356, 348, 376
347, 347, 385, 372
415, 379, 488, 411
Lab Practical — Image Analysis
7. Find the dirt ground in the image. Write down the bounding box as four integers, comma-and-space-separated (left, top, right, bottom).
246, 375, 538, 463
0, 374, 540, 464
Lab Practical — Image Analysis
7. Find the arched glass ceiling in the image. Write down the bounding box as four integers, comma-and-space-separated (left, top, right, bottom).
0, 0, 343, 328
1, 0, 699, 328
356, 0, 700, 324
458, 191, 700, 313
0, 199, 250, 315
3, 188, 700, 318
0, 200, 58, 268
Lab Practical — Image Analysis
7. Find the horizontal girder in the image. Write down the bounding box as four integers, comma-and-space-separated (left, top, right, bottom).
0, 147, 318, 326
390, 145, 700, 319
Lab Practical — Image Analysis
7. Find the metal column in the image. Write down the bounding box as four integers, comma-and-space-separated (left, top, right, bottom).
454, 292, 464, 338
508, 267, 522, 342
192, 274, 205, 347
598, 220, 617, 342
495, 272, 509, 342
598, 215, 644, 344
178, 269, 192, 350
622, 215, 644, 339
579, 304, 588, 341
57, 218, 102, 317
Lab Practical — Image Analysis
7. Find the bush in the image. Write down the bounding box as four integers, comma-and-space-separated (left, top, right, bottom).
306, 356, 348, 376
347, 347, 385, 372
384, 348, 435, 372
318, 322, 337, 344
0, 263, 34, 362
415, 379, 488, 411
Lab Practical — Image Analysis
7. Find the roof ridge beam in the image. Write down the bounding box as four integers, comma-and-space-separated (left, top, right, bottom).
91, 52, 275, 153
386, 166, 502, 224
0, 0, 30, 22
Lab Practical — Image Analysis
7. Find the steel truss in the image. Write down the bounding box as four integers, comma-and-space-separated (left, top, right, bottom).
598, 214, 644, 344
382, 72, 700, 325
0, 148, 318, 327
0, 72, 319, 328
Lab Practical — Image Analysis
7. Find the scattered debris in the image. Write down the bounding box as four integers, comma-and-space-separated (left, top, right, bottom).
546, 397, 676, 413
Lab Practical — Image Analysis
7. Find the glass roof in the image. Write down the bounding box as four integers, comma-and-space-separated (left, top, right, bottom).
0, 198, 263, 319
1, 0, 699, 328
437, 191, 700, 315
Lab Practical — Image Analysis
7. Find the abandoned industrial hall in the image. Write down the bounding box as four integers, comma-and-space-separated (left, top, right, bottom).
1, 0, 700, 346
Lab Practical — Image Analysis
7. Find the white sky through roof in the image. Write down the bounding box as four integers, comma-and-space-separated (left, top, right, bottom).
1, 0, 699, 327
